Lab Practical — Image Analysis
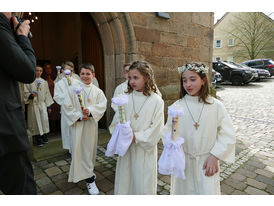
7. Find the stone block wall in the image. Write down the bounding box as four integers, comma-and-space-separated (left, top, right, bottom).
128, 12, 214, 112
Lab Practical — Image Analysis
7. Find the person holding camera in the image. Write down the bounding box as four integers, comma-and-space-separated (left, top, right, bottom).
0, 12, 37, 194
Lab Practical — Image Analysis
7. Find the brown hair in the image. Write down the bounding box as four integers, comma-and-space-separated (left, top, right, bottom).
79, 63, 95, 73
126, 61, 158, 96
179, 63, 211, 104
123, 63, 131, 69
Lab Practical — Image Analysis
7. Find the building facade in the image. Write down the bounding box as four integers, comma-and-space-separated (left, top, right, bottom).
28, 12, 214, 125
213, 12, 274, 63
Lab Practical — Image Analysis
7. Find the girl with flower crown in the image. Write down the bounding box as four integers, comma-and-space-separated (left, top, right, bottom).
161, 62, 235, 195
62, 64, 107, 195
109, 60, 164, 195
24, 66, 54, 147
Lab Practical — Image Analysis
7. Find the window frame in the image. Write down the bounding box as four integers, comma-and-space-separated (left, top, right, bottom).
216, 40, 222, 48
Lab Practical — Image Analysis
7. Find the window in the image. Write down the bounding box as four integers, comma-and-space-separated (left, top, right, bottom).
216, 57, 221, 61
216, 40, 222, 48
227, 56, 233, 62
228, 39, 234, 46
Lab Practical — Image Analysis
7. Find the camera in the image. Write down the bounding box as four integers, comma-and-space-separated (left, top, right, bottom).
11, 16, 32, 39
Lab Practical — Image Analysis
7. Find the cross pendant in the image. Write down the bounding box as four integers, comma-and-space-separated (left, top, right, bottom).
134, 113, 139, 120
194, 122, 199, 130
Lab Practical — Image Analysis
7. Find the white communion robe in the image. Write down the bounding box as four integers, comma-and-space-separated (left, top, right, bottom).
53, 77, 81, 150
162, 94, 235, 195
63, 82, 107, 183
24, 78, 54, 136
109, 90, 164, 195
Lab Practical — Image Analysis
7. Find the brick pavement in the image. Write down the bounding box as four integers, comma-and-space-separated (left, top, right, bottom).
0, 77, 273, 195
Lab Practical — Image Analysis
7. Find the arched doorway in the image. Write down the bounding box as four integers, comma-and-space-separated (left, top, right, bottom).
27, 12, 106, 134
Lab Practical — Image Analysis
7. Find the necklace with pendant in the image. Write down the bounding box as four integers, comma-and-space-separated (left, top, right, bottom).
184, 96, 204, 130
132, 92, 149, 120
83, 86, 92, 103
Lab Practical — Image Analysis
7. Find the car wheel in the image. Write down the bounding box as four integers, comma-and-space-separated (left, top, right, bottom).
231, 76, 243, 86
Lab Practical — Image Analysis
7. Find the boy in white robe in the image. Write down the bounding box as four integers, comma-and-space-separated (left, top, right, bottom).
109, 61, 164, 195
161, 63, 236, 195
63, 63, 107, 195
53, 61, 81, 151
24, 66, 54, 146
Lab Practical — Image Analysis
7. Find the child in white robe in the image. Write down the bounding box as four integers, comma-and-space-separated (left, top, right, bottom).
161, 62, 236, 195
53, 61, 81, 151
111, 63, 130, 112
63, 64, 107, 195
24, 66, 54, 146
109, 60, 164, 195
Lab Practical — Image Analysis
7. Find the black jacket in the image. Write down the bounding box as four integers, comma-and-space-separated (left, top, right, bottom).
0, 13, 36, 156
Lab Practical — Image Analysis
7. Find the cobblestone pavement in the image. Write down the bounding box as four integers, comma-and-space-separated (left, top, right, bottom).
1, 78, 273, 195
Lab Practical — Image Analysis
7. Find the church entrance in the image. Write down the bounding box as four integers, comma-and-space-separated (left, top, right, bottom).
25, 12, 106, 142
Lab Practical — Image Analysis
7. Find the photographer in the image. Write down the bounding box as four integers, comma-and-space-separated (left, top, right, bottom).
0, 12, 36, 194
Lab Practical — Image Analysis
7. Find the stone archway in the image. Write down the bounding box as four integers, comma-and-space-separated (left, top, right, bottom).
88, 12, 137, 124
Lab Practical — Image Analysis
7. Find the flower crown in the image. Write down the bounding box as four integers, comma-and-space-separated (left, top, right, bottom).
178, 63, 209, 74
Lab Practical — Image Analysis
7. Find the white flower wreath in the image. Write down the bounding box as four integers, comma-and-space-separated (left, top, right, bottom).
178, 63, 209, 74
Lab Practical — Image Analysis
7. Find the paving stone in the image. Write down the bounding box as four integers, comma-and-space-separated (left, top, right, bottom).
102, 170, 113, 177
94, 171, 104, 181
262, 159, 274, 167
230, 173, 246, 181
246, 178, 267, 190
159, 175, 171, 184
255, 175, 274, 186
49, 190, 63, 195
64, 187, 83, 195
106, 174, 115, 183
246, 160, 265, 169
254, 169, 273, 179
159, 190, 169, 195
266, 185, 274, 195
55, 179, 76, 192
40, 183, 58, 195
51, 173, 68, 183
237, 168, 257, 178
106, 189, 114, 195
265, 166, 274, 173
45, 167, 62, 177
96, 178, 114, 193
60, 165, 70, 172
224, 178, 247, 190
37, 160, 49, 167
34, 172, 46, 181
244, 186, 269, 195
55, 160, 68, 166
231, 190, 247, 195
41, 163, 55, 170
95, 165, 109, 173
242, 164, 256, 172
36, 176, 52, 187
158, 180, 166, 186
221, 183, 235, 195
77, 180, 86, 190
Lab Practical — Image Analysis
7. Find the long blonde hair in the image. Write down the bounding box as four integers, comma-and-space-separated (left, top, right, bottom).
126, 61, 158, 96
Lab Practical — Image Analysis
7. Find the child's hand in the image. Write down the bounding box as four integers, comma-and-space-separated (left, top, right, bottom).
82, 115, 89, 121
33, 92, 38, 97
82, 108, 90, 116
132, 134, 136, 144
203, 154, 219, 177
